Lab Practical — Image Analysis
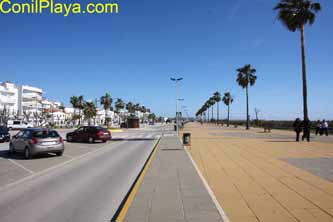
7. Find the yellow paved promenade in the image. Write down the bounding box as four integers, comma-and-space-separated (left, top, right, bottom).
183, 123, 333, 222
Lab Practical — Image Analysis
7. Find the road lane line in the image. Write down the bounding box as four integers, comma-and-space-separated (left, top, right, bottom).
0, 141, 123, 192
7, 159, 35, 174
113, 137, 161, 222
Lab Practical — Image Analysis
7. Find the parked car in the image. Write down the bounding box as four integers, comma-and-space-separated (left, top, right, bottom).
0, 126, 10, 142
9, 128, 65, 159
66, 126, 111, 143
7, 120, 33, 130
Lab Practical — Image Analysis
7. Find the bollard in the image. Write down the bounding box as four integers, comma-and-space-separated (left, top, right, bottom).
183, 133, 191, 145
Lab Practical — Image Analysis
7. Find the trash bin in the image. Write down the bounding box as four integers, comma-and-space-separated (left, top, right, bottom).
183, 133, 191, 145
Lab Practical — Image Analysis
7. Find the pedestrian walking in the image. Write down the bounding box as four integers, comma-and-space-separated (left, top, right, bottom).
322, 119, 329, 136
315, 120, 321, 135
302, 119, 311, 142
293, 118, 302, 142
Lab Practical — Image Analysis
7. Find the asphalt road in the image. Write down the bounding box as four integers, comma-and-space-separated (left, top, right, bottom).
0, 124, 169, 222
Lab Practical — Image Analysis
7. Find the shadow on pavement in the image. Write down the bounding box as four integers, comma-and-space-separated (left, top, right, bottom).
0, 150, 58, 160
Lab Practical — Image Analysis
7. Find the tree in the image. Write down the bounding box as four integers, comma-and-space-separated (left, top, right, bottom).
254, 108, 260, 125
126, 102, 135, 116
236, 64, 257, 130
213, 92, 221, 124
204, 101, 210, 122
208, 97, 216, 122
222, 92, 234, 127
115, 98, 125, 125
70, 96, 79, 119
100, 93, 113, 126
59, 105, 65, 112
274, 0, 321, 122
77, 95, 85, 125
83, 101, 97, 126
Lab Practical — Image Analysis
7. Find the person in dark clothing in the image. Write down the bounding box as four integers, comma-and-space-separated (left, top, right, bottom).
315, 120, 321, 135
302, 119, 311, 142
293, 118, 302, 142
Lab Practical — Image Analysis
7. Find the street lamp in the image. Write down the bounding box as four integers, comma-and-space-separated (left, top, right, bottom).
170, 77, 183, 135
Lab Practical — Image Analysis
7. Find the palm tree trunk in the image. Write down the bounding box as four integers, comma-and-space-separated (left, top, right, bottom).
246, 86, 249, 130
227, 104, 230, 127
211, 106, 213, 123
105, 110, 107, 126
217, 102, 219, 125
301, 24, 309, 121
207, 110, 210, 122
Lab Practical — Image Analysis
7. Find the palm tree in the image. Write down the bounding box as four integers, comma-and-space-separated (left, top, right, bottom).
236, 64, 257, 130
222, 92, 234, 127
274, 0, 321, 122
70, 96, 79, 125
204, 101, 210, 122
115, 99, 125, 125
126, 102, 135, 116
83, 101, 97, 126
208, 97, 216, 122
100, 93, 113, 126
77, 95, 85, 125
213, 92, 221, 124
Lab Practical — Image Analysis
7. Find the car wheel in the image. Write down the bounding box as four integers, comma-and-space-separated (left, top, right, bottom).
24, 147, 32, 160
102, 140, 107, 143
67, 135, 73, 142
88, 137, 94, 143
56, 151, 63, 157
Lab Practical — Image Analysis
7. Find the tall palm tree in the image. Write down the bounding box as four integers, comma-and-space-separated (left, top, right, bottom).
204, 101, 210, 122
222, 92, 234, 127
274, 0, 321, 121
83, 101, 97, 126
100, 93, 113, 126
70, 96, 79, 125
77, 95, 85, 125
213, 92, 221, 124
126, 102, 135, 116
208, 97, 216, 122
115, 98, 125, 125
236, 64, 257, 130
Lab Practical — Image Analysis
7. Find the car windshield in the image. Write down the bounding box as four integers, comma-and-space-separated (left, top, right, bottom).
33, 130, 60, 138
96, 127, 108, 132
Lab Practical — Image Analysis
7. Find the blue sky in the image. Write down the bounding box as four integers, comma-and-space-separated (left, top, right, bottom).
1, 0, 333, 120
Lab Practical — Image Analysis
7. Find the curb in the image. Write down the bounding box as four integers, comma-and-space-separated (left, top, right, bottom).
112, 137, 161, 222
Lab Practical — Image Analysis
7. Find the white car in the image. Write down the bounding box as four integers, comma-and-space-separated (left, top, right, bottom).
7, 120, 33, 130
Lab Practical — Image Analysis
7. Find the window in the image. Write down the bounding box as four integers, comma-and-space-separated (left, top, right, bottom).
33, 130, 59, 138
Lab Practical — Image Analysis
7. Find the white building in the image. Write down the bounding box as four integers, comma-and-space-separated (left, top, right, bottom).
18, 85, 43, 115
0, 82, 18, 117
42, 99, 62, 110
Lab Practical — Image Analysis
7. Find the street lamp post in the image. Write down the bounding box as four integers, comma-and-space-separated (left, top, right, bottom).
170, 77, 183, 136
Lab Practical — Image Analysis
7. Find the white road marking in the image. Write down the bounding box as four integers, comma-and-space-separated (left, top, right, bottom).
0, 141, 123, 192
7, 159, 35, 174
182, 140, 230, 222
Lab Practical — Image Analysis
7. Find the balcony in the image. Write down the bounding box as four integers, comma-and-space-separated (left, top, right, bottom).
0, 95, 16, 104
22, 93, 42, 101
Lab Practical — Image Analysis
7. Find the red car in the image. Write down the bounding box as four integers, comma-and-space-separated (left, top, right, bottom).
66, 126, 111, 143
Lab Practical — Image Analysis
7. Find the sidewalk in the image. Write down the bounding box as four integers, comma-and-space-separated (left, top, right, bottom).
123, 136, 224, 222
183, 123, 333, 222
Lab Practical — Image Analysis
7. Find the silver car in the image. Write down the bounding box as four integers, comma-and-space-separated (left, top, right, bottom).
9, 128, 65, 159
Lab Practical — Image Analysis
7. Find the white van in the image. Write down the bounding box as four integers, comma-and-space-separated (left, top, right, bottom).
7, 120, 34, 130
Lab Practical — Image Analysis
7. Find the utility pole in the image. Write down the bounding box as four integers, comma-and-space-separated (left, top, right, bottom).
170, 77, 183, 136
